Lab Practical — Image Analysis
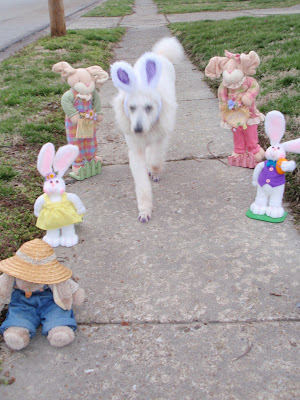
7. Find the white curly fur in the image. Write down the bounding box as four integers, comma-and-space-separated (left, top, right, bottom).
111, 37, 183, 222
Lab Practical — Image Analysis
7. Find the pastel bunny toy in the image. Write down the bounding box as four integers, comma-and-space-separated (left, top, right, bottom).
0, 239, 85, 350
248, 110, 300, 221
34, 143, 86, 247
52, 62, 109, 180
205, 50, 265, 168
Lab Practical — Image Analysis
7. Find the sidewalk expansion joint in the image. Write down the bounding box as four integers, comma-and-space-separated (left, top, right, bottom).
77, 317, 300, 327
117, 16, 125, 27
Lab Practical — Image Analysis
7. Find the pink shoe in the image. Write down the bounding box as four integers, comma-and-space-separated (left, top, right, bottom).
228, 154, 243, 167
228, 153, 259, 169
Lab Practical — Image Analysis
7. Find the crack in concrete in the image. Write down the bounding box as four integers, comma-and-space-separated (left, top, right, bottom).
77, 317, 300, 327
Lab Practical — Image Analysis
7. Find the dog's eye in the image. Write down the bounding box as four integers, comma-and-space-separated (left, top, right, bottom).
129, 106, 136, 112
145, 105, 153, 114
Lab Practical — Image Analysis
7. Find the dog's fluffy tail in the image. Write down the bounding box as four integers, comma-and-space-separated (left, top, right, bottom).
152, 37, 184, 64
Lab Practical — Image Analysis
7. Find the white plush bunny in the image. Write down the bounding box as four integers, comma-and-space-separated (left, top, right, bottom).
34, 143, 86, 247
250, 110, 300, 219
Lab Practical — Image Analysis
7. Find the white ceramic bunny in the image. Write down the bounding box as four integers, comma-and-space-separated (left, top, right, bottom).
34, 143, 86, 247
250, 110, 300, 220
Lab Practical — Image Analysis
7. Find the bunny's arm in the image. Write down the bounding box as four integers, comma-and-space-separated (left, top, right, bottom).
92, 89, 102, 115
34, 194, 45, 217
61, 90, 78, 119
0, 274, 14, 311
280, 160, 296, 173
50, 279, 85, 310
252, 161, 265, 186
67, 193, 86, 215
68, 279, 85, 306
217, 83, 228, 108
241, 78, 260, 107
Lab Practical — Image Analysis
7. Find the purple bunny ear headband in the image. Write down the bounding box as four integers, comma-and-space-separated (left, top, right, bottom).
111, 54, 163, 120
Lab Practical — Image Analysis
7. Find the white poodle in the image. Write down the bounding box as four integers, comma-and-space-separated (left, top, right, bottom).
111, 37, 183, 222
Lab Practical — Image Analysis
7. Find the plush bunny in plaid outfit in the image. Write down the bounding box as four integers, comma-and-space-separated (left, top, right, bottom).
52, 62, 108, 177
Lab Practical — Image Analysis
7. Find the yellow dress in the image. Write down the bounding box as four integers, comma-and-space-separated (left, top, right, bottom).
36, 193, 83, 230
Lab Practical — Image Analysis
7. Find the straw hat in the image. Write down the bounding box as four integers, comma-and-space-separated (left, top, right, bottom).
0, 239, 72, 284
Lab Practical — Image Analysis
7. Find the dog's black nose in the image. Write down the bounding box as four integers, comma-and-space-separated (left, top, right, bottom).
134, 123, 143, 133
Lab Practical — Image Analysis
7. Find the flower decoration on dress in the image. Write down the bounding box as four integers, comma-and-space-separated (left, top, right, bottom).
84, 109, 98, 121
227, 99, 236, 110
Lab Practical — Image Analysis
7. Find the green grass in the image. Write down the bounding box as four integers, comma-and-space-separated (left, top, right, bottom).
0, 28, 125, 260
154, 0, 299, 14
83, 0, 135, 17
170, 14, 300, 221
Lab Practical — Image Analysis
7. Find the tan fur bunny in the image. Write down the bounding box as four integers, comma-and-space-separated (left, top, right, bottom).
52, 61, 108, 179
205, 50, 265, 168
0, 239, 85, 350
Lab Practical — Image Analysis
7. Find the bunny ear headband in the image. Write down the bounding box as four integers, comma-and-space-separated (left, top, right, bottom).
37, 143, 79, 179
111, 53, 163, 119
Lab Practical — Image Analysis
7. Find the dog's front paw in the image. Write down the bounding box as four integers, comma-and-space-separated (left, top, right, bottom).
138, 212, 151, 223
148, 170, 161, 182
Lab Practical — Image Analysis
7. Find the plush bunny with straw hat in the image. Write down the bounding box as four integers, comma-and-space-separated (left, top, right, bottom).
0, 239, 85, 350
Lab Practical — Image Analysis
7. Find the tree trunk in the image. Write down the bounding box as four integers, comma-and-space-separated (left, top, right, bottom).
48, 0, 66, 37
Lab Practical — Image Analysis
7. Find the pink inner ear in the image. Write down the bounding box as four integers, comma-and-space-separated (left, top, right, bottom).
54, 153, 76, 171
38, 143, 55, 176
265, 112, 285, 144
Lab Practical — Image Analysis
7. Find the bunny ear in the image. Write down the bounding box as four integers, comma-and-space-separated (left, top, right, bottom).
111, 61, 137, 93
86, 66, 109, 86
282, 138, 300, 154
205, 56, 228, 79
240, 51, 260, 75
265, 110, 286, 145
53, 145, 79, 177
52, 62, 76, 79
37, 143, 55, 177
136, 52, 162, 89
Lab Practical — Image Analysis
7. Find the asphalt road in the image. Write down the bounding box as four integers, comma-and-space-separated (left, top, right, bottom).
0, 0, 101, 51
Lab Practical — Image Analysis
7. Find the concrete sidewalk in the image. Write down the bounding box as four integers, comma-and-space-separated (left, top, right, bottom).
1, 0, 299, 399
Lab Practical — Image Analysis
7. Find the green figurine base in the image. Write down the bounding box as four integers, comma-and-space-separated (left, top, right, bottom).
246, 209, 287, 223
69, 159, 102, 181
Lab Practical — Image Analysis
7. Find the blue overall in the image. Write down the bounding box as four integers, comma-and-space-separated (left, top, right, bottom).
0, 286, 77, 338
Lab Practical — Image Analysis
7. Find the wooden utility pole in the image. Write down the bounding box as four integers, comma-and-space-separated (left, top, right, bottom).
48, 0, 66, 36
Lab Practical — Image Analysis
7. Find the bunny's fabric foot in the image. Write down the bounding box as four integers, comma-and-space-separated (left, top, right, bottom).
228, 153, 258, 169
60, 225, 79, 247
43, 230, 60, 248
72, 165, 81, 176
250, 202, 267, 215
47, 326, 75, 347
266, 206, 285, 219
93, 155, 103, 163
253, 147, 265, 162
3, 327, 30, 350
